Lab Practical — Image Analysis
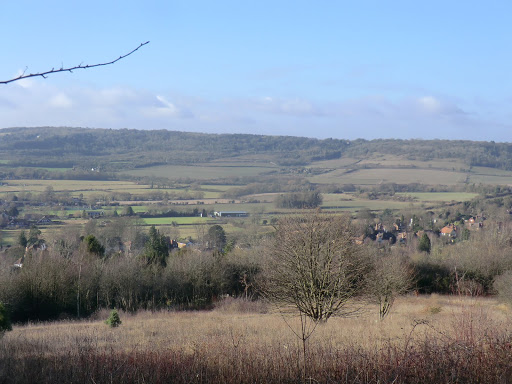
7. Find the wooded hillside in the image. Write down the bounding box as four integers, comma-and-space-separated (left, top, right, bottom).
1, 127, 511, 173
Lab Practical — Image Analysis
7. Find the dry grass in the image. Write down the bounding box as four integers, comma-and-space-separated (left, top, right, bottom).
1, 295, 512, 383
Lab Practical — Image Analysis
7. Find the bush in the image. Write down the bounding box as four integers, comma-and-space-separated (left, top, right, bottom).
0, 302, 12, 335
105, 309, 122, 328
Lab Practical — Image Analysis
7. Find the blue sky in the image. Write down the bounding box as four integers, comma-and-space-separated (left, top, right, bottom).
1, 1, 511, 141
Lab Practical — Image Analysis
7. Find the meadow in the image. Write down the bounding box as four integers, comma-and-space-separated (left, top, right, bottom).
395, 192, 479, 202
125, 164, 276, 180
309, 168, 469, 186
1, 295, 511, 383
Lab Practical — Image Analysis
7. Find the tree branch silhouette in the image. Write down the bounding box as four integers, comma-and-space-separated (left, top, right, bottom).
1, 41, 149, 85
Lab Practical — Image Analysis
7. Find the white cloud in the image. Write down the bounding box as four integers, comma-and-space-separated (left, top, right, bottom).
0, 80, 509, 142
253, 96, 322, 116
48, 92, 73, 108
154, 95, 179, 115
417, 96, 442, 113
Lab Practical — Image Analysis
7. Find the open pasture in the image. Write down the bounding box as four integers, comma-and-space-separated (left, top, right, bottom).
125, 163, 275, 180
310, 155, 467, 172
142, 217, 214, 226
321, 198, 421, 212
208, 154, 282, 167
0, 179, 152, 195
356, 155, 467, 170
309, 168, 469, 185
396, 192, 479, 202
468, 173, 512, 185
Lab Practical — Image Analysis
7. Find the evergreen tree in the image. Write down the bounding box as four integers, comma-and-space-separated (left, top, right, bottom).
207, 225, 227, 251
18, 230, 28, 248
105, 309, 122, 328
84, 234, 105, 257
142, 226, 169, 267
28, 225, 41, 246
122, 206, 135, 216
418, 233, 431, 254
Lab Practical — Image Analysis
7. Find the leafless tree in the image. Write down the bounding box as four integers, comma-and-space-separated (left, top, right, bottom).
365, 250, 413, 320
1, 41, 149, 85
262, 212, 370, 322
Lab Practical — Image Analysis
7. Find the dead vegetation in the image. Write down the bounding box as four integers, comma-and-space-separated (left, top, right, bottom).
1, 295, 512, 383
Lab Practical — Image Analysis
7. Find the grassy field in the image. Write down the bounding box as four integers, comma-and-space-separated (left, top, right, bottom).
1, 295, 511, 383
311, 155, 468, 171
142, 217, 214, 226
468, 173, 512, 185
0, 179, 151, 195
309, 168, 469, 185
125, 164, 275, 180
395, 192, 479, 202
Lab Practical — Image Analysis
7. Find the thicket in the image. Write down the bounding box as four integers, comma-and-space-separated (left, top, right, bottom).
0, 240, 261, 323
274, 191, 323, 209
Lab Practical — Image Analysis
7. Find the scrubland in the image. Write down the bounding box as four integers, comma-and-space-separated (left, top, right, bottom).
1, 295, 512, 383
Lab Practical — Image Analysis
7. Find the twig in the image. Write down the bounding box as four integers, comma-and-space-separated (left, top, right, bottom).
1, 41, 150, 85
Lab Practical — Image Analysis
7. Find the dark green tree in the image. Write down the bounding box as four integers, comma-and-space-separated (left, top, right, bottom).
18, 230, 28, 247
142, 226, 169, 267
6, 205, 19, 218
418, 233, 431, 254
28, 225, 41, 246
207, 225, 227, 251
122, 206, 135, 216
84, 234, 105, 257
105, 309, 122, 328
6, 204, 20, 217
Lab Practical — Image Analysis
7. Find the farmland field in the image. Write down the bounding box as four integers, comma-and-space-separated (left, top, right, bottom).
395, 192, 479, 202
309, 168, 469, 185
0, 179, 151, 195
142, 217, 214, 225
125, 164, 276, 180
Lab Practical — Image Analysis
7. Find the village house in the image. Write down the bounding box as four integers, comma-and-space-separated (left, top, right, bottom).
440, 224, 457, 238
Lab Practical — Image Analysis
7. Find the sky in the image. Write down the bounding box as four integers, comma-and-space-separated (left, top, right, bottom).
1, 1, 511, 142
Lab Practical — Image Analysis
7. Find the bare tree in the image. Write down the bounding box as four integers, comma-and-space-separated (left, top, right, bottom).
365, 250, 413, 320
1, 41, 149, 85
262, 212, 370, 382
262, 212, 370, 322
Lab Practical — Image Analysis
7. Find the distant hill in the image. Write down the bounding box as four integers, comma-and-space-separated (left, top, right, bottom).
0, 126, 511, 173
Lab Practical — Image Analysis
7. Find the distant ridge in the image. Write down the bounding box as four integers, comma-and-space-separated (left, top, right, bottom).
0, 126, 511, 172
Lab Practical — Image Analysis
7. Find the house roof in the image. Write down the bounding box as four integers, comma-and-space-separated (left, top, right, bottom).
441, 226, 454, 234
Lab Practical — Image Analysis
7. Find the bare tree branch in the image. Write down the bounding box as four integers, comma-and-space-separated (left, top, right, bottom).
1, 41, 150, 85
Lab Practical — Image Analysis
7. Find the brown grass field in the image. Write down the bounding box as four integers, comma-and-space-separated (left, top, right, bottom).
2, 295, 512, 383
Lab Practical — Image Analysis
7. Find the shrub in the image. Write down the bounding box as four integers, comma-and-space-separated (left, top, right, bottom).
0, 302, 12, 335
105, 309, 122, 328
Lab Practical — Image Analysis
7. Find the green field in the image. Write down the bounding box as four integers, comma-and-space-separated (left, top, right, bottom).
125, 164, 276, 180
142, 217, 215, 225
309, 168, 469, 185
395, 192, 479, 202
0, 180, 148, 194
